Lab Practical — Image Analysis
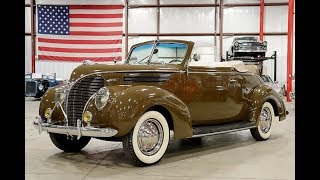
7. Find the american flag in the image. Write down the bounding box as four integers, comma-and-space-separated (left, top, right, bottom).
36, 5, 123, 62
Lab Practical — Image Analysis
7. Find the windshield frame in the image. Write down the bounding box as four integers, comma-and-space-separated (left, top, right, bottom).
125, 40, 190, 66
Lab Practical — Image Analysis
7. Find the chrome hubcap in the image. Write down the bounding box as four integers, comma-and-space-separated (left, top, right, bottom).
138, 118, 164, 156
259, 107, 272, 133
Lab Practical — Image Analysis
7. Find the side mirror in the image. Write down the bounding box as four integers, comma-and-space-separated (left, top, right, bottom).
193, 53, 201, 61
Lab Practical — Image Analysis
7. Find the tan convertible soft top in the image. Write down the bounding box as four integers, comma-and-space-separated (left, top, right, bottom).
208, 61, 248, 72
190, 60, 259, 74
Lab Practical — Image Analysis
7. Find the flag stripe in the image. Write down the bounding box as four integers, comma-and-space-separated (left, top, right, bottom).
70, 22, 122, 27
38, 34, 123, 40
70, 18, 122, 23
70, 9, 123, 14
39, 47, 122, 53
70, 31, 123, 36
70, 14, 122, 18
38, 51, 123, 57
38, 56, 122, 62
70, 5, 123, 10
38, 38, 122, 44
38, 42, 122, 48
70, 26, 122, 32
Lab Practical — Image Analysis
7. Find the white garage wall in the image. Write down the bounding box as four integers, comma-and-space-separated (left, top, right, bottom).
223, 7, 260, 33
25, 7, 31, 33
160, 0, 215, 4
129, 0, 157, 5
263, 36, 287, 84
25, 37, 32, 74
25, 6, 32, 74
265, 6, 288, 32
224, 0, 259, 4
160, 7, 217, 33
128, 8, 157, 33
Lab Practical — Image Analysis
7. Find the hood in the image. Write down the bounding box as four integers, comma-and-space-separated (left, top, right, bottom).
69, 63, 181, 82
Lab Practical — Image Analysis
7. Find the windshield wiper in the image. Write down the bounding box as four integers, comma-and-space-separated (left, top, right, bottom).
137, 55, 151, 64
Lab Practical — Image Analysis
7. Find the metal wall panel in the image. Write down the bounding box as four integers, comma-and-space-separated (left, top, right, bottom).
223, 7, 260, 33
265, 6, 288, 32
160, 7, 218, 33
25, 37, 32, 74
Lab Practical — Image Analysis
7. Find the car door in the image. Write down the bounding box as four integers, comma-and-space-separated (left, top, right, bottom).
181, 67, 244, 125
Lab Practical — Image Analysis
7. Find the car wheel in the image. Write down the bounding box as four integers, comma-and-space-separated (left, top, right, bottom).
250, 102, 275, 141
122, 111, 170, 166
49, 133, 91, 152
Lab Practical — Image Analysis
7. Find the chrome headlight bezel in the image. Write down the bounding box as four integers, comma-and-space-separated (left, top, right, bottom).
38, 84, 44, 91
262, 41, 267, 47
95, 87, 110, 111
54, 85, 68, 105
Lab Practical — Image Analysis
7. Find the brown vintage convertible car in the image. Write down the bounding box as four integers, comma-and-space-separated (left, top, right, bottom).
34, 40, 288, 166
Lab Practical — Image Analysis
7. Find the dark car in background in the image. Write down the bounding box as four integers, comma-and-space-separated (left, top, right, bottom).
228, 36, 267, 58
25, 73, 63, 98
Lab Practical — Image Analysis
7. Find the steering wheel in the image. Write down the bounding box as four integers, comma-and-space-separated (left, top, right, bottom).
169, 59, 182, 64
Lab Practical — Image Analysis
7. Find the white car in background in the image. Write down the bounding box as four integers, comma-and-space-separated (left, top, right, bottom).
261, 75, 286, 96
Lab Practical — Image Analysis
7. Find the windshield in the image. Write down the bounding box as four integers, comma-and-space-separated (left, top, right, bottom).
127, 42, 188, 65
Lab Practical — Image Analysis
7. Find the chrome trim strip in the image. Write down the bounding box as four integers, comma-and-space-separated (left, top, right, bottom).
33, 118, 118, 138
69, 70, 183, 85
191, 126, 255, 138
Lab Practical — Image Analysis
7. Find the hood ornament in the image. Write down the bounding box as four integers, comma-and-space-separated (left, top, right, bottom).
82, 60, 94, 65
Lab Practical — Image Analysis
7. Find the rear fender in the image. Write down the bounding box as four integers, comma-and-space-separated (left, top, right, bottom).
247, 84, 286, 125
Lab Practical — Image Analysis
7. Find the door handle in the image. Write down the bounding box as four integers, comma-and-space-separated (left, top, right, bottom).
229, 79, 237, 83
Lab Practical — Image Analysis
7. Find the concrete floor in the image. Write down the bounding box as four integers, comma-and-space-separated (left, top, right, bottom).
26, 98, 295, 180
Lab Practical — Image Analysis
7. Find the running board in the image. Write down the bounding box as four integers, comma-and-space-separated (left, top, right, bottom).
192, 121, 256, 138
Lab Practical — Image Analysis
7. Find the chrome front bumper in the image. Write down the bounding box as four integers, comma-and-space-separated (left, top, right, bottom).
33, 117, 118, 140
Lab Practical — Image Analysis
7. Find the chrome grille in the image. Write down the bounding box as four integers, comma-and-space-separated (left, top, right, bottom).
25, 81, 37, 96
66, 76, 105, 126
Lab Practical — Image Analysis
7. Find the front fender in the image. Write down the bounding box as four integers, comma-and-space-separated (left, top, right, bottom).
86, 85, 193, 138
247, 84, 286, 125
39, 84, 65, 123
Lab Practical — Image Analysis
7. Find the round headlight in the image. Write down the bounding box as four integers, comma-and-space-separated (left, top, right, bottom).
263, 41, 267, 46
234, 41, 239, 46
55, 86, 67, 104
38, 84, 44, 91
95, 87, 110, 110
44, 108, 52, 119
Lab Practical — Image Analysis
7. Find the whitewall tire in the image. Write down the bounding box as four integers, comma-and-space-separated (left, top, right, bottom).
122, 111, 170, 166
250, 102, 275, 141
